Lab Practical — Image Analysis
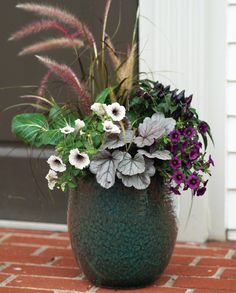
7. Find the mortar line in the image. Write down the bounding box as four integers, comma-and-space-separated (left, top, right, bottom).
212, 267, 225, 279
0, 275, 17, 287
0, 263, 11, 272
86, 286, 98, 293
31, 245, 49, 256
225, 249, 235, 259
0, 234, 12, 243
189, 256, 201, 266
164, 275, 178, 287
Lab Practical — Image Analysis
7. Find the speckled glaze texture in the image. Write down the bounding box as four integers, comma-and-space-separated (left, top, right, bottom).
68, 177, 177, 289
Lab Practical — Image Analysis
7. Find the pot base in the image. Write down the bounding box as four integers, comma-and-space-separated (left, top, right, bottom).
91, 277, 157, 290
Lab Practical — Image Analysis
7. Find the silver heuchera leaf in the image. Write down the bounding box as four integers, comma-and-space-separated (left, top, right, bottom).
117, 159, 156, 190
101, 129, 134, 150
134, 114, 165, 148
151, 112, 165, 123
163, 118, 176, 134
138, 149, 172, 160
90, 150, 123, 189
117, 153, 145, 176
134, 113, 176, 147
151, 113, 176, 133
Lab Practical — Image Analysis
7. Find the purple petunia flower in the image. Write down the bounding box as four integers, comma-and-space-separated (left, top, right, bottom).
181, 140, 188, 152
197, 187, 206, 196
183, 184, 189, 191
192, 140, 202, 149
208, 155, 215, 166
187, 174, 200, 190
198, 121, 209, 134
172, 171, 185, 185
185, 161, 192, 169
169, 130, 181, 143
183, 127, 196, 139
170, 144, 178, 155
170, 187, 181, 195
189, 147, 200, 161
170, 157, 182, 169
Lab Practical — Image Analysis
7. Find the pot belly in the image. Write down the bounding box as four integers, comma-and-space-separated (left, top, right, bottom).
68, 178, 177, 289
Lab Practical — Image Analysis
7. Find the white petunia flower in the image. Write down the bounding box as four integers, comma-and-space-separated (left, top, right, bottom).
91, 103, 106, 116
103, 120, 121, 134
47, 155, 66, 172
45, 169, 58, 190
106, 102, 126, 121
69, 149, 90, 170
75, 119, 85, 130
60, 125, 75, 134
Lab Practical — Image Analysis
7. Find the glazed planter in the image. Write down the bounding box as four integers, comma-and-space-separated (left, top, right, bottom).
68, 177, 177, 289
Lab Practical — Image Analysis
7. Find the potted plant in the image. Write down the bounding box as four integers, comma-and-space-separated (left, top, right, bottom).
8, 1, 214, 289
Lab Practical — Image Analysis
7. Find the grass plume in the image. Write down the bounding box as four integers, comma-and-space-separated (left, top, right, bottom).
19, 38, 84, 56
120, 44, 137, 93
105, 36, 122, 71
9, 20, 72, 41
36, 55, 92, 115
37, 70, 52, 97
16, 3, 96, 46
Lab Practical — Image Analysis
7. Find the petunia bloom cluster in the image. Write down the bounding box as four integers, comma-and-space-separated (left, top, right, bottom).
168, 123, 214, 196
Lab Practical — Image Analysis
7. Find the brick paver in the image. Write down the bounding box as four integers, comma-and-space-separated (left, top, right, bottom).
0, 228, 235, 292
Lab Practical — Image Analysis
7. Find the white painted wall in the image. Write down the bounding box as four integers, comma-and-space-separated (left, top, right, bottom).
140, 0, 226, 242
226, 1, 236, 240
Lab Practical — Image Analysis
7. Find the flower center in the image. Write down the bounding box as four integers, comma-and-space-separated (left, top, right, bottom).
76, 154, 84, 161
112, 109, 118, 116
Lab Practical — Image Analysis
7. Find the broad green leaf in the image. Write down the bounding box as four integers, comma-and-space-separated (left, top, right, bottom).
12, 113, 49, 147
40, 129, 64, 146
130, 96, 142, 107
49, 105, 76, 128
126, 111, 137, 124
95, 87, 115, 103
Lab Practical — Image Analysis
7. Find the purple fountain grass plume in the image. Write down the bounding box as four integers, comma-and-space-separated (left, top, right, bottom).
37, 70, 53, 98
19, 38, 84, 56
36, 55, 92, 115
9, 20, 72, 41
16, 3, 96, 47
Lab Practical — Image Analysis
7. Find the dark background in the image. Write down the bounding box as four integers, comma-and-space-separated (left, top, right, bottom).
0, 0, 138, 223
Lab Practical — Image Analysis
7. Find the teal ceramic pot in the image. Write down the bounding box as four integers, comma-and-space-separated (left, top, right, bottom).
68, 177, 177, 289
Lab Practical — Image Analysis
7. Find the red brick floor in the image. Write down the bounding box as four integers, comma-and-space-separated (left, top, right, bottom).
0, 228, 235, 292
